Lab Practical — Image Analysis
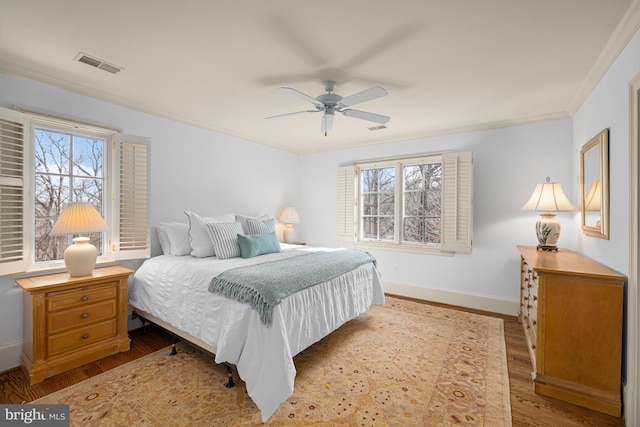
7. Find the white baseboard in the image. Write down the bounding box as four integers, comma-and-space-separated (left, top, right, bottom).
0, 340, 22, 373
383, 281, 520, 316
624, 381, 638, 427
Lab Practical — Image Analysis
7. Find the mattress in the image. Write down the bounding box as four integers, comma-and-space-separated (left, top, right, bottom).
129, 245, 385, 421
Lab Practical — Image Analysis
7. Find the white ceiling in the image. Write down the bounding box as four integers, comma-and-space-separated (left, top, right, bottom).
1, 1, 639, 155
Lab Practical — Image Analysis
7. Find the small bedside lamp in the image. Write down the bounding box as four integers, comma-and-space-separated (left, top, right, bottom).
279, 207, 300, 244
50, 202, 109, 276
522, 177, 574, 251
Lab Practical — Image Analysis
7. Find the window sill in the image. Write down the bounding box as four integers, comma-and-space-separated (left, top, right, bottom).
354, 241, 454, 256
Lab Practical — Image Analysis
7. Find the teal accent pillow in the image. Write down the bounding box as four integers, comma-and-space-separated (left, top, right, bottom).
237, 232, 281, 258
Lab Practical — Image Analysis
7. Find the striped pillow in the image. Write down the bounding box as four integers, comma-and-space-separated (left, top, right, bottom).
205, 222, 244, 259
245, 218, 275, 235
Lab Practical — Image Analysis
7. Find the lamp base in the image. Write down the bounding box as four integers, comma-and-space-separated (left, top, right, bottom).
283, 226, 296, 244
64, 237, 98, 277
535, 212, 561, 250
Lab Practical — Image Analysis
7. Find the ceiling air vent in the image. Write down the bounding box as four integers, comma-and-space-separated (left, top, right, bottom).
368, 125, 387, 131
75, 52, 123, 74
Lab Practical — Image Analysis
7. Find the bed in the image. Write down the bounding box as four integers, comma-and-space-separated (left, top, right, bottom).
128, 242, 384, 422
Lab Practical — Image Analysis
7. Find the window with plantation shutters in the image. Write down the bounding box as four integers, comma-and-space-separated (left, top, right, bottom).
0, 106, 150, 276
337, 151, 473, 255
0, 107, 25, 275
115, 134, 150, 260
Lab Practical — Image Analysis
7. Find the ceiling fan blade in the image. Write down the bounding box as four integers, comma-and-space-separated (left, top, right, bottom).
338, 86, 388, 107
278, 87, 324, 108
265, 110, 318, 120
342, 109, 390, 124
321, 113, 334, 135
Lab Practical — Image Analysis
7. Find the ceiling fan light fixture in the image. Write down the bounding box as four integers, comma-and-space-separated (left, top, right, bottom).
267, 81, 390, 134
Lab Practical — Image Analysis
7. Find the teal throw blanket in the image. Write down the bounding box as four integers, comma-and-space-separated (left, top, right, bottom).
209, 249, 376, 326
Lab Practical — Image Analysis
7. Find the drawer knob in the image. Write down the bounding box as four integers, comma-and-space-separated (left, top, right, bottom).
82, 287, 89, 291
81, 312, 89, 319
82, 296, 89, 302
82, 333, 89, 340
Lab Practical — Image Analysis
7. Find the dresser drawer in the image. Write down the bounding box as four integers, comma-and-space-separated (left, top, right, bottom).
48, 319, 117, 356
47, 283, 117, 311
47, 300, 117, 334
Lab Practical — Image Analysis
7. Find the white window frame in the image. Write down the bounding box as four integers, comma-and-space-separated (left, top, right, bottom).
337, 151, 473, 255
0, 106, 150, 276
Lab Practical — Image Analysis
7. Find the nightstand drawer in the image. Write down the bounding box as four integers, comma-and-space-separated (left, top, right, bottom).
47, 282, 117, 311
47, 300, 117, 334
48, 319, 117, 356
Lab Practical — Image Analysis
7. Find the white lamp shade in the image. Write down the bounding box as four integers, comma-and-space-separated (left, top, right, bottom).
279, 207, 300, 225
522, 179, 575, 212
51, 202, 109, 235
584, 180, 602, 211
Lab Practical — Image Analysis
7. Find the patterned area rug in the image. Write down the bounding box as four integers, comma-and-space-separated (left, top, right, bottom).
34, 297, 512, 426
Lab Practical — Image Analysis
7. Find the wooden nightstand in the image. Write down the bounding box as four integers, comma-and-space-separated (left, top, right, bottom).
16, 265, 133, 384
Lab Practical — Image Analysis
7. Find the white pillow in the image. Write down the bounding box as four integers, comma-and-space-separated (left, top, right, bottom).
163, 222, 191, 256
205, 222, 244, 260
156, 224, 172, 255
236, 214, 271, 234
245, 217, 275, 234
185, 211, 236, 257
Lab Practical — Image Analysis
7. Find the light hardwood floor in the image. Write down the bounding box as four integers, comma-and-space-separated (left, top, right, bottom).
0, 298, 625, 426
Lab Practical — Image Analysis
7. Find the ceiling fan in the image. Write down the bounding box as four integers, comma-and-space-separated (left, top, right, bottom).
266, 80, 390, 136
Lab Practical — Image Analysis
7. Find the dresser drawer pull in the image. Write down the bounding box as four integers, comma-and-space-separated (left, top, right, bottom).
82, 333, 89, 340
82, 296, 89, 302
81, 312, 89, 319
82, 287, 89, 291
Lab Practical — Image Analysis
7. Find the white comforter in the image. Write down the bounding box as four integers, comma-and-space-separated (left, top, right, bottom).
129, 245, 385, 421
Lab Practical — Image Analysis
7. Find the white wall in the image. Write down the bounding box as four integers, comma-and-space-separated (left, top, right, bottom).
572, 29, 640, 272
571, 26, 640, 426
298, 119, 575, 313
0, 73, 301, 371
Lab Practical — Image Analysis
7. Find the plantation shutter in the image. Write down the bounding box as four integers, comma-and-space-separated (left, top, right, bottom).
337, 165, 356, 242
441, 151, 473, 253
0, 106, 26, 275
114, 134, 150, 260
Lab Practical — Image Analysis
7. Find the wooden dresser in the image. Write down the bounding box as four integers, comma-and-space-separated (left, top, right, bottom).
517, 245, 625, 416
16, 266, 133, 384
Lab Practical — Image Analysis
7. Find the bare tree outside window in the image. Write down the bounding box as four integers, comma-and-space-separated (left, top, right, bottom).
403, 162, 441, 244
360, 167, 395, 240
34, 128, 105, 262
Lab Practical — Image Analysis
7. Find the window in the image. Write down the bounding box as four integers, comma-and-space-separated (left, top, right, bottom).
337, 151, 472, 254
33, 122, 108, 262
0, 106, 150, 276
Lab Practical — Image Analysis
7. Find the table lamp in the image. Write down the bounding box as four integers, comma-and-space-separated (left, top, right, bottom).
522, 177, 574, 251
279, 207, 300, 243
50, 202, 109, 276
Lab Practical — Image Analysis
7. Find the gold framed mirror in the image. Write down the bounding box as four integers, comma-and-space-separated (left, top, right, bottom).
580, 128, 609, 239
